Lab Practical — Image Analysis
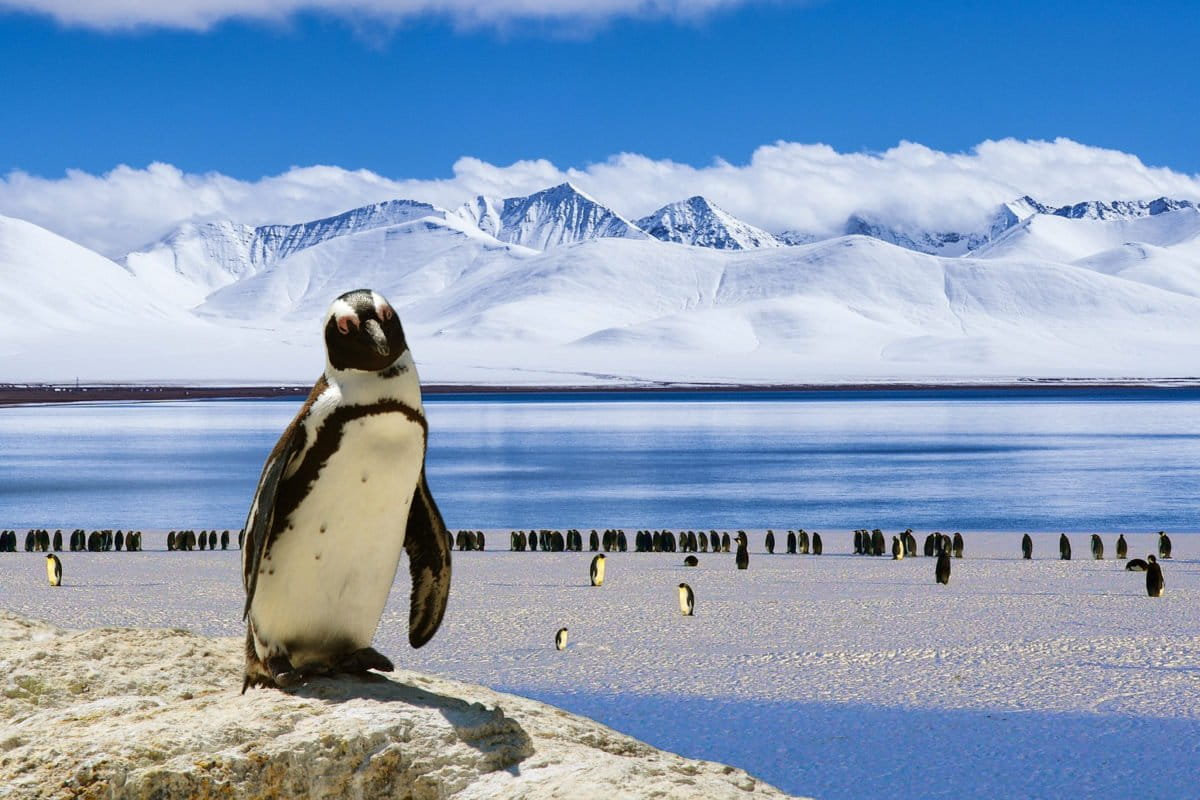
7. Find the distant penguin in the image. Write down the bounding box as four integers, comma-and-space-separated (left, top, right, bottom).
871, 529, 885, 557
892, 535, 904, 560
589, 530, 599, 552
735, 539, 749, 570
238, 528, 245, 549
935, 550, 951, 585
199, 531, 208, 551
476, 531, 486, 551
1158, 531, 1172, 559
786, 531, 797, 554
812, 532, 823, 555
590, 554, 606, 587
952, 532, 964, 559
617, 530, 627, 552
798, 529, 810, 555
687, 531, 698, 552
1059, 533, 1071, 560
698, 532, 708, 552
765, 530, 775, 555
1146, 555, 1164, 597
853, 529, 863, 555
1021, 533, 1033, 560
1125, 558, 1149, 571
721, 532, 731, 552
46, 554, 62, 586
221, 530, 230, 550
678, 582, 695, 616
555, 627, 569, 651
683, 555, 699, 566
167, 531, 177, 551
904, 529, 917, 556
1116, 534, 1127, 559
115, 531, 124, 551
53, 530, 63, 552
923, 533, 935, 557
24, 531, 34, 552
1090, 534, 1104, 560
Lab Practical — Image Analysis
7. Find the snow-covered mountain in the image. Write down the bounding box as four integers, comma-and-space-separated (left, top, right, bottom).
452, 182, 648, 250
4, 185, 1200, 384
122, 200, 447, 306
634, 196, 781, 250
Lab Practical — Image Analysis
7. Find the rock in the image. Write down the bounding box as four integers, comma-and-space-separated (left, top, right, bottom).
0, 613, 797, 799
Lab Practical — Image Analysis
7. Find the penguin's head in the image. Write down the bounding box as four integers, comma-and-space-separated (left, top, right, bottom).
1148, 554, 1157, 563
324, 289, 407, 372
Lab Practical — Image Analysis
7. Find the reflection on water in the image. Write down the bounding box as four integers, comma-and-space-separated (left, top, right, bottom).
0, 391, 1197, 531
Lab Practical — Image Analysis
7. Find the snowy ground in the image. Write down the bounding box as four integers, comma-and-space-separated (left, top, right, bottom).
3, 531, 1197, 799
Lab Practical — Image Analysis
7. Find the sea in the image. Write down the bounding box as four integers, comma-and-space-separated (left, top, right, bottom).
0, 388, 1197, 532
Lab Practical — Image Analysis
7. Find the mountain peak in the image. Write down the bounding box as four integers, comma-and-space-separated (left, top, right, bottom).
453, 183, 646, 251
635, 196, 781, 250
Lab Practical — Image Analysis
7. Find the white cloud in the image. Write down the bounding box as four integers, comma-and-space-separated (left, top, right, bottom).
2, 138, 1199, 257
0, 0, 773, 31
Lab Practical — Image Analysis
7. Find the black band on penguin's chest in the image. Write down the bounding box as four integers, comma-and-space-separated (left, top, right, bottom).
269, 400, 427, 546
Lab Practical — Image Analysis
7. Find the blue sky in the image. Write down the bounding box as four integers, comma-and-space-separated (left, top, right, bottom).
1, 0, 1198, 180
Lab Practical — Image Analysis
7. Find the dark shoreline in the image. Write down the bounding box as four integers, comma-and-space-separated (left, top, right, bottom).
2, 379, 1200, 406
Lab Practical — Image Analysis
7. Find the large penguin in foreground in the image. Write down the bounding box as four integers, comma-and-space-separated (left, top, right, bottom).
241, 289, 452, 692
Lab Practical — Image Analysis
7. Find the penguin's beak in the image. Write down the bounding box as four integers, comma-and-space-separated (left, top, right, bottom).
363, 319, 389, 357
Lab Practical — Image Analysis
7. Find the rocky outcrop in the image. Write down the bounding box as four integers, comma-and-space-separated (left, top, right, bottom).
0, 613, 795, 799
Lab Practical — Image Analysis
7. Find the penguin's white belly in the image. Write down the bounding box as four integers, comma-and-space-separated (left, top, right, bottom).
251, 413, 423, 666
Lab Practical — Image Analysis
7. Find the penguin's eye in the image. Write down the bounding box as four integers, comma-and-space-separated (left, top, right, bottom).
336, 314, 359, 335
379, 304, 394, 322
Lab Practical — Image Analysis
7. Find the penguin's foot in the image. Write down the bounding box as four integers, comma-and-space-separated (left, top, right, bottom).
333, 646, 394, 674
266, 654, 306, 688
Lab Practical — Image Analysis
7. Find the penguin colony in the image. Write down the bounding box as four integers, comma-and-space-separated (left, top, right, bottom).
0, 528, 243, 553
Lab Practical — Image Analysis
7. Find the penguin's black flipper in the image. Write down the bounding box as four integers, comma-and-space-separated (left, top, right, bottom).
405, 469, 452, 648
241, 380, 316, 620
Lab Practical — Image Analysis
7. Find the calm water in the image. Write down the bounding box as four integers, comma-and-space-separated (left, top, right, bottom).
0, 390, 1197, 531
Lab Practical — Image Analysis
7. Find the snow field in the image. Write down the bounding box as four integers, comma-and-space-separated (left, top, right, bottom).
3, 530, 1197, 798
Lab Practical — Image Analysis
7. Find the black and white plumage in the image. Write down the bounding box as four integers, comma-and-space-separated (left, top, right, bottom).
590, 554, 606, 587
241, 289, 452, 692
1116, 534, 1127, 560
46, 554, 62, 586
1146, 555, 1164, 597
1021, 533, 1033, 560
555, 627, 568, 651
1158, 531, 1173, 559
1059, 533, 1072, 561
678, 582, 695, 616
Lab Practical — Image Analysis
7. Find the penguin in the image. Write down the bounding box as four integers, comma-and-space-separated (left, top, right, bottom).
1059, 533, 1071, 561
765, 530, 775, 555
923, 533, 935, 557
1090, 534, 1104, 560
167, 531, 177, 551
786, 531, 797, 554
678, 582, 695, 616
904, 529, 917, 556
811, 532, 823, 555
46, 554, 62, 587
238, 528, 246, 549
1125, 558, 1149, 571
1116, 534, 1127, 560
590, 554, 606, 587
853, 529, 863, 555
221, 530, 230, 550
735, 539, 749, 570
24, 531, 34, 552
1021, 533, 1033, 560
935, 549, 951, 586
115, 531, 124, 551
891, 535, 904, 560
798, 529, 810, 555
721, 532, 731, 552
1146, 555, 1164, 597
683, 555, 699, 567
53, 530, 63, 552
241, 289, 452, 692
952, 532, 964, 559
555, 627, 568, 651
1158, 531, 1172, 559
698, 531, 708, 552
589, 530, 599, 552
616, 530, 627, 552
871, 529, 885, 557
475, 531, 485, 551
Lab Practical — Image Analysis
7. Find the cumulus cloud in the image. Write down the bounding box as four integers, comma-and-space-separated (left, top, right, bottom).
2, 137, 1199, 257
0, 0, 773, 31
